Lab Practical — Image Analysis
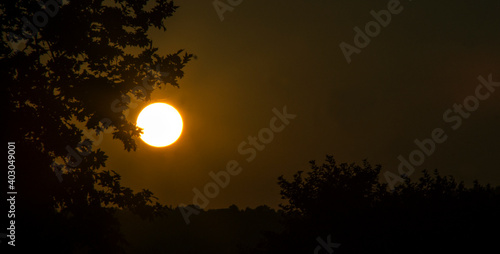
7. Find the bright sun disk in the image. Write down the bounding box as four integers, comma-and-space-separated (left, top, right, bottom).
136, 103, 183, 147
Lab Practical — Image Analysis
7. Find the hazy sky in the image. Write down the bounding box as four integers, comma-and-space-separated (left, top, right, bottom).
97, 0, 500, 209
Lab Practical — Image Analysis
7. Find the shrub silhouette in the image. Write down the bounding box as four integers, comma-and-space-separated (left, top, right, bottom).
257, 155, 500, 254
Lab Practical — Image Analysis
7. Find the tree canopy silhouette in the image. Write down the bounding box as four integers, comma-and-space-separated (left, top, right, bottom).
2, 0, 192, 252
258, 155, 500, 254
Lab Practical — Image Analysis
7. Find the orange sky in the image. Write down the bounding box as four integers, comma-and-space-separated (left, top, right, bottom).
97, 0, 500, 209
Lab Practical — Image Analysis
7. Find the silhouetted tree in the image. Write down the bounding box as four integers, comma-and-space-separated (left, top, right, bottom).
258, 155, 500, 254
2, 0, 192, 252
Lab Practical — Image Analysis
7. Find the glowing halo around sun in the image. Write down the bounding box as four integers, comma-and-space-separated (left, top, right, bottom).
136, 103, 183, 147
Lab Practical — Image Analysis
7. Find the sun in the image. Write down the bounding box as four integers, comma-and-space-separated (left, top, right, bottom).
136, 103, 183, 147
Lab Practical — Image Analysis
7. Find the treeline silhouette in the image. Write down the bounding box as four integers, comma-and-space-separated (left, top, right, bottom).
117, 205, 283, 253
116, 155, 500, 254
